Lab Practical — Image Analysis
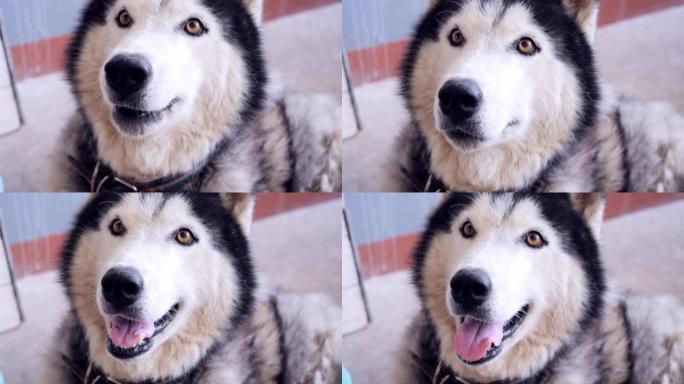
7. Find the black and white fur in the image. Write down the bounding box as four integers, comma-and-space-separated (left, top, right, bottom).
392, 0, 684, 192
57, 0, 341, 193
401, 193, 684, 383
52, 193, 340, 383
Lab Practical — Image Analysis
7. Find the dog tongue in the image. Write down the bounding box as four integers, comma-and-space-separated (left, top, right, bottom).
108, 316, 155, 349
454, 316, 504, 362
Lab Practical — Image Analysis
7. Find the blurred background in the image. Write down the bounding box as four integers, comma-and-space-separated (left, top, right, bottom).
342, 193, 684, 382
342, 1, 684, 191
0, 0, 341, 191
0, 192, 341, 382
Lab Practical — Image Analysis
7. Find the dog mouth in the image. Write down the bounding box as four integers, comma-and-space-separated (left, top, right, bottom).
112, 98, 179, 134
106, 303, 179, 359
454, 304, 530, 365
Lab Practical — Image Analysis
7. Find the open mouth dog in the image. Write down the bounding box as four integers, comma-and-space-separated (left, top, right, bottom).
106, 303, 180, 359
455, 304, 530, 365
112, 98, 180, 133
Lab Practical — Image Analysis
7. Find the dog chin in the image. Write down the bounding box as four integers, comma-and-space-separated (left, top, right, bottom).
109, 105, 175, 138
437, 122, 487, 152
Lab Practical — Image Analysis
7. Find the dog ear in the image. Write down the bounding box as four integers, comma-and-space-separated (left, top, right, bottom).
569, 193, 606, 238
242, 0, 264, 25
562, 0, 600, 43
220, 194, 255, 236
427, 0, 440, 10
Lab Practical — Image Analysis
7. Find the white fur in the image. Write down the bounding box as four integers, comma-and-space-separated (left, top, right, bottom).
408, 0, 582, 190
70, 194, 239, 381
420, 194, 590, 381
76, 0, 251, 179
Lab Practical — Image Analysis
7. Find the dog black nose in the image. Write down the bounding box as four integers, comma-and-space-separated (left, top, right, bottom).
105, 54, 152, 99
101, 267, 144, 308
438, 79, 483, 121
450, 268, 492, 310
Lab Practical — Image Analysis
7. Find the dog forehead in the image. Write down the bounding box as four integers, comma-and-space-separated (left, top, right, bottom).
436, 1, 547, 41
112, 0, 209, 13
110, 194, 196, 223
457, 194, 545, 227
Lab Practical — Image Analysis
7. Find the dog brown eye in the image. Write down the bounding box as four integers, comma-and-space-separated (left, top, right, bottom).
109, 218, 126, 236
116, 10, 133, 28
449, 28, 466, 47
516, 37, 538, 55
525, 231, 545, 248
184, 18, 206, 36
460, 221, 476, 238
175, 228, 196, 245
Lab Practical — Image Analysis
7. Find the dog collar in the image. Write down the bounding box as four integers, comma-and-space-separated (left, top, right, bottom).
427, 361, 533, 384
61, 355, 199, 384
68, 155, 211, 192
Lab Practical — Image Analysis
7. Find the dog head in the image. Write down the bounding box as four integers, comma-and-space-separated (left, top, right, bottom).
67, 0, 266, 139
60, 193, 255, 382
402, 0, 599, 153
413, 193, 605, 381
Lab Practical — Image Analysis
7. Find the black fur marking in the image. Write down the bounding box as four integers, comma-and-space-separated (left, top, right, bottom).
530, 194, 605, 334
59, 193, 257, 383
614, 110, 632, 192
411, 193, 606, 383
619, 300, 636, 384
400, 125, 450, 192
411, 193, 477, 301
278, 100, 299, 192
400, 0, 601, 192
270, 295, 289, 384
59, 193, 124, 297
65, 0, 268, 191
182, 193, 256, 329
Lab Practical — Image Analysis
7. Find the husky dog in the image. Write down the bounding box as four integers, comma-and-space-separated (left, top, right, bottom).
400, 193, 684, 383
58, 0, 341, 192
53, 193, 340, 383
392, 0, 684, 192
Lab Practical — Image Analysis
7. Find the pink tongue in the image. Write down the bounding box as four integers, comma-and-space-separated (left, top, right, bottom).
108, 316, 155, 349
454, 316, 504, 362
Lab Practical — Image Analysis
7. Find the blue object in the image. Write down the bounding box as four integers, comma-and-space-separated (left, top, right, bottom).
342, 366, 352, 384
0, 371, 5, 384
0, 176, 3, 192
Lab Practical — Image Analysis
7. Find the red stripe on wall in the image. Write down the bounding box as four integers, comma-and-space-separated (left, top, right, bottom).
254, 193, 340, 220
356, 195, 684, 280
10, 234, 66, 279
7, 0, 339, 81
356, 233, 419, 280
264, 0, 338, 21
10, 34, 71, 81
347, 0, 684, 86
347, 40, 408, 87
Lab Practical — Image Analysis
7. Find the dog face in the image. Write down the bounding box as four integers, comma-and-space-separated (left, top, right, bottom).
413, 193, 605, 381
60, 193, 255, 382
68, 0, 266, 138
402, 0, 599, 153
